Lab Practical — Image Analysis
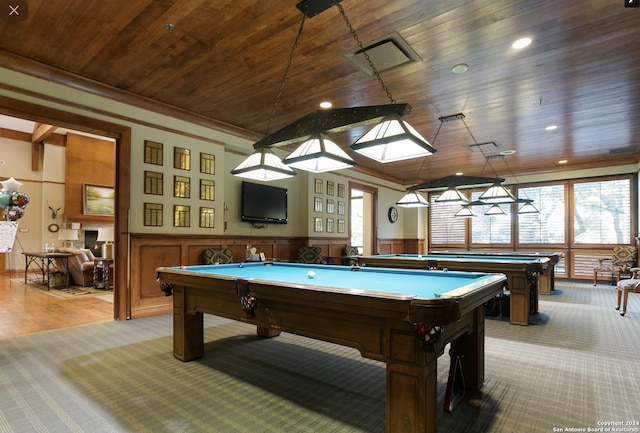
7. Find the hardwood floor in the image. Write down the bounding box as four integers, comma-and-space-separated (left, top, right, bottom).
0, 273, 113, 340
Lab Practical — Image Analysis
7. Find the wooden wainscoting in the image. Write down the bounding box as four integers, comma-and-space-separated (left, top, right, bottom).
129, 234, 426, 319
129, 234, 306, 319
306, 238, 425, 258
306, 238, 359, 260
377, 239, 424, 255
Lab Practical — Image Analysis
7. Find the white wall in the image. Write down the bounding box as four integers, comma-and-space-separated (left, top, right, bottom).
0, 137, 66, 269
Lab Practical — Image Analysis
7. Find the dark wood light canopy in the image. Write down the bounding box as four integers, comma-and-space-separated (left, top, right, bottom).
1, 0, 639, 185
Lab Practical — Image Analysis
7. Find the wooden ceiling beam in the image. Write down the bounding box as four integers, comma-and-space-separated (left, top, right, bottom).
31, 141, 42, 172
32, 122, 58, 143
30, 123, 58, 171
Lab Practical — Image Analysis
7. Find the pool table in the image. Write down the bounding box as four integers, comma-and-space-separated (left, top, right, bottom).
430, 250, 563, 295
156, 262, 506, 433
359, 254, 551, 326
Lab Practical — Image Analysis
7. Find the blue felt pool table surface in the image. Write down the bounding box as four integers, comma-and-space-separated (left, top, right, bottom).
369, 253, 548, 264
168, 262, 496, 299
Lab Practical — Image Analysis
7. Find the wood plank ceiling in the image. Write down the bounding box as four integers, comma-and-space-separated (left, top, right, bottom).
0, 0, 638, 186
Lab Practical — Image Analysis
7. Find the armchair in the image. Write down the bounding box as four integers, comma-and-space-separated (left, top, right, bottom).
202, 248, 233, 265
57, 247, 95, 286
297, 246, 326, 264
615, 272, 640, 316
342, 246, 360, 266
593, 245, 638, 286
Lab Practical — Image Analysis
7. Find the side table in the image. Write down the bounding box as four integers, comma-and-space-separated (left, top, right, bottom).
22, 252, 73, 290
93, 258, 114, 290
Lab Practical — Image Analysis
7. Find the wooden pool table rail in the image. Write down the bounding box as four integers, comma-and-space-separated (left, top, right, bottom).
359, 255, 550, 326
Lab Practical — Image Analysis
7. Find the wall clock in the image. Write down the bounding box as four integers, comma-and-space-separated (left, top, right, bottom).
388, 206, 398, 223
47, 223, 59, 233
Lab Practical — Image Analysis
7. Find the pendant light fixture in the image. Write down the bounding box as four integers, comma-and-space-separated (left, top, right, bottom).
455, 205, 476, 218
283, 133, 355, 173
231, 12, 307, 181
392, 112, 536, 215
395, 114, 455, 208
336, 3, 435, 164
516, 200, 539, 214
231, 147, 296, 181
496, 154, 540, 214
460, 118, 538, 214
232, 0, 434, 180
478, 182, 517, 203
396, 190, 430, 208
351, 114, 436, 163
434, 187, 470, 205
484, 204, 506, 215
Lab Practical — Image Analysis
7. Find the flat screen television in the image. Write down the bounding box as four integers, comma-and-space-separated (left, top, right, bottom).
241, 181, 288, 224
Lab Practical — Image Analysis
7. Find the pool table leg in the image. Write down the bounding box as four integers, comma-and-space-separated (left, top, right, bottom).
257, 326, 281, 337
449, 307, 485, 391
385, 330, 439, 433
173, 285, 204, 361
539, 270, 552, 295
506, 274, 531, 325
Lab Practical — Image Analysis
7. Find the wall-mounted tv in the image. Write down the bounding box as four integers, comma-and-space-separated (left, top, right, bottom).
241, 181, 288, 225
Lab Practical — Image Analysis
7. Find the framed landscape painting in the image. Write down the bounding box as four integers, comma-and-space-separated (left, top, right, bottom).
83, 184, 115, 215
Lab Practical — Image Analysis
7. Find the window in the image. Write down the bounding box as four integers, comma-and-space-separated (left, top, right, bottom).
470, 191, 512, 245
429, 193, 466, 246
573, 178, 632, 244
350, 189, 363, 248
518, 184, 565, 244
426, 175, 635, 279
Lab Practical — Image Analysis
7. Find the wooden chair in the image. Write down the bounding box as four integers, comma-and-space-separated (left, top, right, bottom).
616, 268, 640, 316
593, 245, 638, 286
202, 248, 233, 265
297, 246, 326, 264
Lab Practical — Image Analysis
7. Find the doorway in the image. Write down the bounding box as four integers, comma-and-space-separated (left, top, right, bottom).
350, 182, 377, 255
0, 95, 131, 324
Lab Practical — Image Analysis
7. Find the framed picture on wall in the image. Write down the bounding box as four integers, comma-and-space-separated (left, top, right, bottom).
83, 184, 115, 215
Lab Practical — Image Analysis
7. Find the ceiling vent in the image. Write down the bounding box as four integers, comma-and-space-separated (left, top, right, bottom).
465, 141, 503, 153
608, 146, 640, 155
343, 32, 422, 76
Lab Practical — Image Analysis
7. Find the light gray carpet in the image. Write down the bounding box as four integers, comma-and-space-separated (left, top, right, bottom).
0, 281, 638, 433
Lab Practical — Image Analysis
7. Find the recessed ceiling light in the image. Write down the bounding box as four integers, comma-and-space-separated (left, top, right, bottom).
165, 23, 175, 31
545, 125, 557, 131
319, 101, 332, 109
500, 150, 517, 155
455, 172, 463, 176
512, 37, 532, 49
451, 63, 469, 74
559, 159, 568, 164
